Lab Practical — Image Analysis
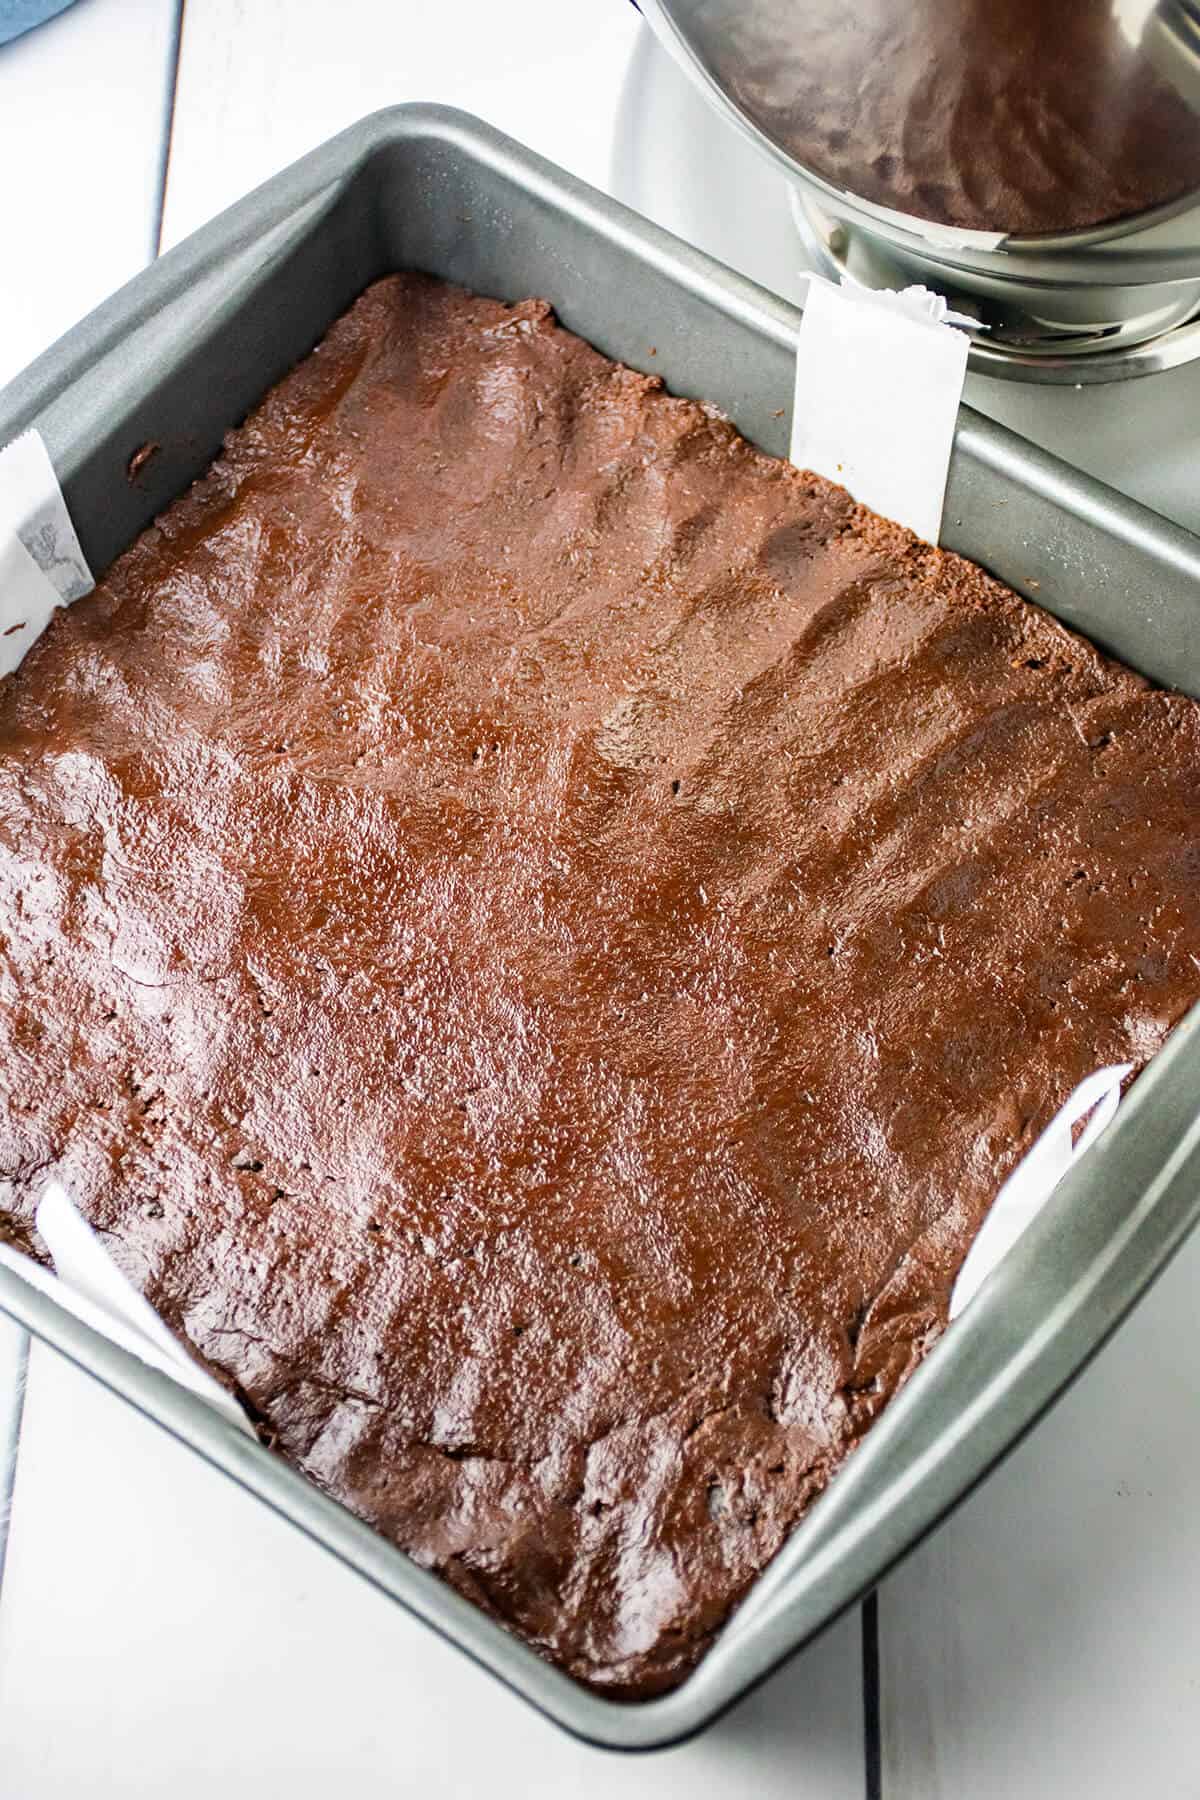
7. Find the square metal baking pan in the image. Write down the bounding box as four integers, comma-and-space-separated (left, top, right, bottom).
1, 106, 1199, 1751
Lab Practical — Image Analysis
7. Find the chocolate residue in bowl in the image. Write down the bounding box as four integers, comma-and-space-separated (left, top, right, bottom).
675, 0, 1200, 234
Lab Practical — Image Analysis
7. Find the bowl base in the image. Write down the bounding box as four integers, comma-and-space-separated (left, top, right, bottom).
790, 189, 1200, 385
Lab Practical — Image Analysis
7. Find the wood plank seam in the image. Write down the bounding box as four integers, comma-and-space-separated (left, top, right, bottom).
153, 0, 187, 256
0, 1333, 30, 1606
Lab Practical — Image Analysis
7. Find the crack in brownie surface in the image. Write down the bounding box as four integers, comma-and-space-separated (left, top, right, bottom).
2, 273, 1200, 1695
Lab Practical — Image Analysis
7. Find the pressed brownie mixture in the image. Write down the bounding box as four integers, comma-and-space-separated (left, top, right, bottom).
2, 274, 1199, 1694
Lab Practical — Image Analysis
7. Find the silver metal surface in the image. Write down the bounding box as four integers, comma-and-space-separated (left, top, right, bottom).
0, 105, 1199, 1749
637, 0, 1200, 377
790, 187, 1200, 383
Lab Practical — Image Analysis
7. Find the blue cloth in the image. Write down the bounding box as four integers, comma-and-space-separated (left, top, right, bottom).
0, 0, 79, 49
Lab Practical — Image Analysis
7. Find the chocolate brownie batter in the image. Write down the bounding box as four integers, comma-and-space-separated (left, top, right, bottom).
2, 274, 1200, 1696
667, 0, 1200, 234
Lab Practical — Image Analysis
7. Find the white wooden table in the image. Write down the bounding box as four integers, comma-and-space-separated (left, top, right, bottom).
2, 6, 1199, 1794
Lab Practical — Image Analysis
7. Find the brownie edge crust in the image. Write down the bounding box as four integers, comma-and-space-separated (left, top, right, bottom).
2, 273, 1199, 1696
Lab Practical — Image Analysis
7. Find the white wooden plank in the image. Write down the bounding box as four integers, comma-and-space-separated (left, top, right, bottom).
615, 52, 1200, 1788
159, 0, 643, 250
613, 67, 1200, 1781
0, 1341, 864, 1797
0, 8, 865, 1789
879, 1223, 1200, 1799
0, 1313, 28, 1591
0, 0, 175, 1644
0, 0, 181, 391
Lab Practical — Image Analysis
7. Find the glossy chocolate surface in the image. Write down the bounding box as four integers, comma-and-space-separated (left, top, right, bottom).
3, 275, 1200, 1694
669, 0, 1200, 235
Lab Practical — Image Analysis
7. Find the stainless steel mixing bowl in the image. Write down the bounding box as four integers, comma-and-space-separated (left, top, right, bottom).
639, 0, 1200, 380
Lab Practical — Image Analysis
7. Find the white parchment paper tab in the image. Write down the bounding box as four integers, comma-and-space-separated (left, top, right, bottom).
0, 533, 60, 677
790, 274, 970, 546
950, 1063, 1132, 1318
0, 1183, 252, 1434
0, 429, 95, 675
0, 429, 92, 602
